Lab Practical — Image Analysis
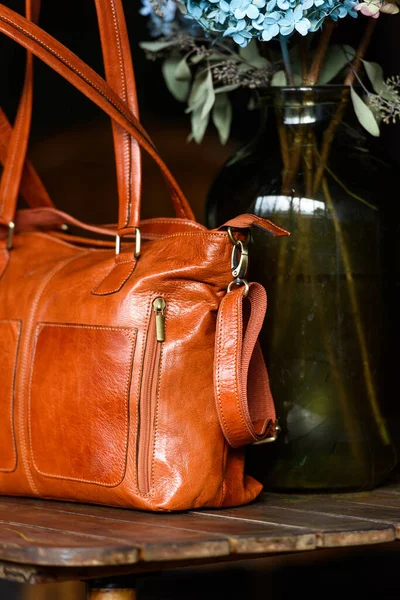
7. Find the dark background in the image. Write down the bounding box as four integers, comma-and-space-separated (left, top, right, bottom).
0, 0, 400, 226
1, 3, 400, 599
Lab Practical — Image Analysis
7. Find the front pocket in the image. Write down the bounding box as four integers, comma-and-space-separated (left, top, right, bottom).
137, 297, 165, 494
29, 323, 137, 487
0, 320, 21, 473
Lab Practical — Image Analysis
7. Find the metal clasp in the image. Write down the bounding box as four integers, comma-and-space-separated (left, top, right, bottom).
231, 240, 249, 280
227, 227, 250, 297
116, 227, 141, 258
253, 422, 282, 445
7, 222, 15, 250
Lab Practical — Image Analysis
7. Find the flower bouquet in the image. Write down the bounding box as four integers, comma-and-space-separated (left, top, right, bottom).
139, 0, 399, 148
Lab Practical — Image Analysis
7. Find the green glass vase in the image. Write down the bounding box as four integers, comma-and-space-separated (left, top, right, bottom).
206, 86, 400, 491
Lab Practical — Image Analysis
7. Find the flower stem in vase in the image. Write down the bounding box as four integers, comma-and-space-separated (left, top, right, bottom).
312, 18, 377, 197
303, 20, 335, 86
280, 22, 335, 196
321, 175, 391, 447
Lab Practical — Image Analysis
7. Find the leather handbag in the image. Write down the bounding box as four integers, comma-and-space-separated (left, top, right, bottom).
0, 0, 288, 511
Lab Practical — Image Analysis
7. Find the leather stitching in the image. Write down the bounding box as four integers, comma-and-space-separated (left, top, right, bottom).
0, 15, 195, 223
141, 219, 205, 230
216, 289, 254, 448
0, 319, 22, 473
28, 323, 136, 487
215, 296, 234, 448
108, 0, 131, 228
0, 15, 156, 150
134, 295, 153, 491
91, 259, 136, 296
0, 67, 30, 216
18, 252, 87, 496
232, 291, 251, 441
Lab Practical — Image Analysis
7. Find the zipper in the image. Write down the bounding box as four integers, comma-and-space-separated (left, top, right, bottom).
138, 297, 166, 494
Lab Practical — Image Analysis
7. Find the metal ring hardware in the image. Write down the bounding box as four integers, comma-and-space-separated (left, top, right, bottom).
227, 278, 250, 298
7, 221, 15, 250
227, 226, 251, 247
252, 422, 281, 445
116, 227, 141, 258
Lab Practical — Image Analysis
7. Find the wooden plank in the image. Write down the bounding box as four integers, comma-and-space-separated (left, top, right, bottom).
200, 495, 396, 549
0, 502, 229, 565
0, 499, 315, 558
258, 493, 400, 526
0, 521, 139, 567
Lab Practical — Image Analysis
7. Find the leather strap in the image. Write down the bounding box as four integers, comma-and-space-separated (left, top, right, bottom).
219, 214, 290, 237
0, 0, 142, 226
0, 4, 194, 230
94, 0, 142, 232
0, 0, 45, 223
0, 106, 52, 208
214, 282, 276, 448
4, 207, 289, 240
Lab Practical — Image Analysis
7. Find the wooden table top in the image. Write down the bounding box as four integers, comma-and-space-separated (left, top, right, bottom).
2, 478, 400, 584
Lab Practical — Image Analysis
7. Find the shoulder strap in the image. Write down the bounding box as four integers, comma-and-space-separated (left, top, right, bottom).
214, 282, 277, 447
0, 3, 194, 233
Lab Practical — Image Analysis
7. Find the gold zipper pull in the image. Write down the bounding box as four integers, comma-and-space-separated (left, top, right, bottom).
153, 297, 166, 342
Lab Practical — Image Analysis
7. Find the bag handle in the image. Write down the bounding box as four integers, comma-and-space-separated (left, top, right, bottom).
0, 1, 195, 238
0, 105, 52, 208
0, 0, 143, 229
0, 0, 52, 223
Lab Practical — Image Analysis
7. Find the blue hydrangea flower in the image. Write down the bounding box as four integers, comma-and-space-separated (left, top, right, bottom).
140, 0, 178, 37
154, 0, 359, 46
277, 7, 311, 34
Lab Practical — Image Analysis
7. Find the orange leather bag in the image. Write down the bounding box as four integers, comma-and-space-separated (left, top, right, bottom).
0, 0, 288, 511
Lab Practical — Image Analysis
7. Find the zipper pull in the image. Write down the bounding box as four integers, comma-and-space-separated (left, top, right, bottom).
153, 297, 166, 342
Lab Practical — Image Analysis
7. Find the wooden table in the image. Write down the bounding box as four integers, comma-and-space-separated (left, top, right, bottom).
2, 480, 400, 599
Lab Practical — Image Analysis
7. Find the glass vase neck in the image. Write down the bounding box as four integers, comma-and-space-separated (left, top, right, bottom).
262, 85, 350, 126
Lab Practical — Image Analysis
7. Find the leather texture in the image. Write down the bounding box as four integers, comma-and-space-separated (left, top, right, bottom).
0, 1, 289, 511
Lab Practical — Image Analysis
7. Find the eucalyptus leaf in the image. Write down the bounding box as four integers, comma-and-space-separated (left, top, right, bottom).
271, 70, 287, 86
212, 93, 232, 145
162, 57, 190, 102
362, 60, 385, 95
200, 69, 216, 120
186, 71, 210, 112
239, 39, 269, 69
350, 87, 380, 137
190, 105, 210, 144
318, 45, 356, 84
139, 40, 176, 52
175, 56, 192, 81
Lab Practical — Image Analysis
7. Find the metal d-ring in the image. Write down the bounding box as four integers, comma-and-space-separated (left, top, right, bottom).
227, 278, 250, 297
227, 226, 251, 247
7, 221, 15, 250
116, 227, 141, 258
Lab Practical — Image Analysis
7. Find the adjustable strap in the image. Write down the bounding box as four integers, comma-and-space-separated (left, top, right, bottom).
214, 282, 277, 448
